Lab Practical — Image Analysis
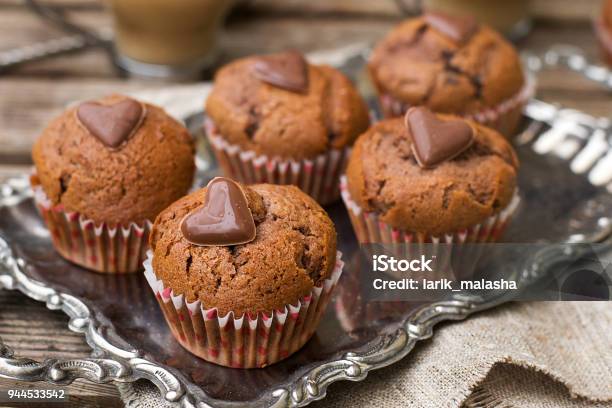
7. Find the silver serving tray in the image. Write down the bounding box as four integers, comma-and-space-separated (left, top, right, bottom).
2, 45, 612, 408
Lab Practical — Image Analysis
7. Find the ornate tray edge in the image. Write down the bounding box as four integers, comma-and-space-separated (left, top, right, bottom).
0, 231, 190, 405
2, 45, 612, 408
0, 222, 507, 408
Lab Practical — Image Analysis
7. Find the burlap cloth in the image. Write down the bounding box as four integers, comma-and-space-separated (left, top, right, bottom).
117, 301, 611, 407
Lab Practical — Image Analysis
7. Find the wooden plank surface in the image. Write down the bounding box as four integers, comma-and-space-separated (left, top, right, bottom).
2, 22, 612, 162
0, 0, 608, 160
0, 1, 610, 407
0, 290, 122, 407
0, 0, 602, 19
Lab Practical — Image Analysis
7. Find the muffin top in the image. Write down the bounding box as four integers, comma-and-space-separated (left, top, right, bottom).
150, 178, 337, 316
345, 107, 519, 236
368, 12, 525, 115
32, 94, 195, 225
205, 51, 370, 160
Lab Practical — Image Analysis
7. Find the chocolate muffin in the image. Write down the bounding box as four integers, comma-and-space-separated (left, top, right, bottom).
145, 177, 343, 367
32, 94, 196, 273
342, 107, 519, 242
595, 0, 612, 66
205, 50, 370, 204
368, 12, 531, 136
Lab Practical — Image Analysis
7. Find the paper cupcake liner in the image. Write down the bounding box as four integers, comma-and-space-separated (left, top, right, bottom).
33, 185, 151, 274
378, 75, 535, 136
340, 176, 519, 245
340, 177, 519, 281
333, 257, 406, 335
205, 119, 350, 205
144, 251, 344, 368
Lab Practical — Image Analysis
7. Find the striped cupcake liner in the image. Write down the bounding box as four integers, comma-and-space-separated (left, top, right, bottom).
144, 251, 344, 368
205, 119, 350, 205
378, 75, 536, 136
340, 177, 520, 281
340, 176, 520, 245
33, 185, 151, 274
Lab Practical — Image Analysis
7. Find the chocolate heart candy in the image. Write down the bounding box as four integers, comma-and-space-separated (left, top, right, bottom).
424, 11, 478, 44
181, 177, 256, 246
77, 98, 145, 149
405, 107, 474, 169
253, 50, 309, 93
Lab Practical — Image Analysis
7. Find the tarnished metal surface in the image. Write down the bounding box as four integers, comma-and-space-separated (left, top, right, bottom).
1, 46, 612, 407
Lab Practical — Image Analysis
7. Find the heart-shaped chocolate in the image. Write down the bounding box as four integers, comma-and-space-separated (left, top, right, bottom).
76, 98, 145, 149
405, 107, 474, 169
253, 50, 309, 93
424, 11, 478, 44
181, 177, 256, 246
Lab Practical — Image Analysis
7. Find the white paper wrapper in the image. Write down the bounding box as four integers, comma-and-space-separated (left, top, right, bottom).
205, 119, 350, 205
33, 185, 151, 274
144, 251, 344, 368
340, 176, 520, 245
379, 75, 536, 136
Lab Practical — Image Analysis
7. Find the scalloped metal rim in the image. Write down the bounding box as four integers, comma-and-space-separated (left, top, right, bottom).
0, 227, 511, 408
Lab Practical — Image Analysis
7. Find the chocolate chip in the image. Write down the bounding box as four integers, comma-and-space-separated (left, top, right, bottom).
180, 177, 256, 246
470, 76, 483, 99
59, 173, 71, 194
245, 107, 260, 138
76, 98, 145, 149
424, 11, 478, 44
405, 107, 474, 168
252, 50, 309, 93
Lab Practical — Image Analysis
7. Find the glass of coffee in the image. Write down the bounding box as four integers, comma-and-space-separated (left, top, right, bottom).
107, 0, 235, 79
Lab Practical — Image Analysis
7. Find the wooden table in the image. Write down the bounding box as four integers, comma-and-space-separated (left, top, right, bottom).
0, 1, 609, 406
